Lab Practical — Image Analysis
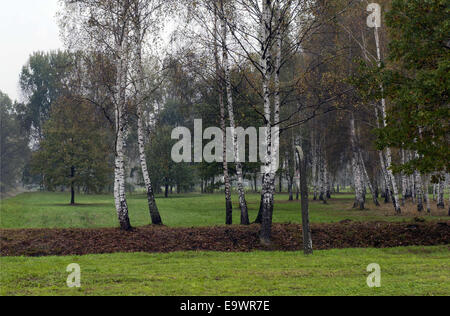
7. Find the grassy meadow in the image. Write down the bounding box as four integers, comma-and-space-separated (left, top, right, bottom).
1, 191, 449, 229
1, 246, 449, 296
1, 192, 449, 296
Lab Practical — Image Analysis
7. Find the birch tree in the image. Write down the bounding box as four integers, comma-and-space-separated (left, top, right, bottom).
130, 0, 164, 225
61, 0, 135, 230
343, 2, 401, 214
219, 0, 250, 225
350, 114, 365, 209
213, 4, 234, 225
437, 176, 446, 209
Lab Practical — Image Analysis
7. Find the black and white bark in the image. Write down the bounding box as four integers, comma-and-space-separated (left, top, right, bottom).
62, 0, 134, 231
350, 114, 365, 210
220, 7, 249, 225
359, 152, 380, 207
214, 5, 233, 225
260, 0, 276, 245
401, 149, 409, 206
311, 133, 319, 201
320, 153, 328, 204
132, 2, 163, 225
114, 27, 132, 231
423, 176, 431, 214
373, 24, 401, 215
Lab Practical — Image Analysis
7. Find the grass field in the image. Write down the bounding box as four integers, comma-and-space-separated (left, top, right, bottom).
1, 192, 449, 229
1, 192, 448, 296
1, 246, 449, 296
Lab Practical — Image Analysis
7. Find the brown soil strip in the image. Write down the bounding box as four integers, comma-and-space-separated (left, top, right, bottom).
1, 222, 449, 257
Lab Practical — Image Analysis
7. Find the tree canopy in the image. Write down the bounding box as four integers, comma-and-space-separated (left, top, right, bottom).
31, 96, 113, 204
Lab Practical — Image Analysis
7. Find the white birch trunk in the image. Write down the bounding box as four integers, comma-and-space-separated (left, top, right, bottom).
401, 150, 409, 206
350, 115, 365, 209
373, 25, 401, 214
221, 13, 249, 225
324, 158, 330, 200
272, 0, 282, 183
424, 176, 431, 214
359, 151, 380, 207
260, 0, 275, 245
319, 154, 327, 204
134, 12, 162, 225
214, 7, 233, 225
137, 108, 162, 225
311, 133, 318, 200
318, 152, 324, 201
114, 40, 131, 231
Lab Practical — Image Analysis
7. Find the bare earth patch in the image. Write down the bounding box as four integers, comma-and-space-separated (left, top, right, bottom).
1, 221, 448, 257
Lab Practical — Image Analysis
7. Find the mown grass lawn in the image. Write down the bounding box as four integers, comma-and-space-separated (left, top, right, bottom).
1, 192, 448, 229
1, 246, 449, 296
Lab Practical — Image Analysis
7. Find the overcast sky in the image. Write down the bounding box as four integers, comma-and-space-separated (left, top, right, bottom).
0, 0, 63, 102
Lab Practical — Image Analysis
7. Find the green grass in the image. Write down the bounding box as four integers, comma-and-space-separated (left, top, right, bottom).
1, 246, 448, 296
1, 193, 448, 296
1, 192, 448, 229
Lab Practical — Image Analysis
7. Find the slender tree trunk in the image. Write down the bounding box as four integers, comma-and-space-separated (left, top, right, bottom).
374, 26, 401, 214
437, 176, 445, 209
133, 6, 163, 225
288, 175, 294, 201
221, 94, 233, 225
221, 11, 249, 225
260, 0, 275, 245
165, 180, 169, 199
320, 155, 327, 204
296, 146, 313, 255
362, 29, 400, 213
359, 153, 380, 207
415, 170, 424, 212
324, 158, 331, 201
432, 184, 437, 202
114, 40, 132, 232
401, 150, 409, 206
424, 176, 431, 214
214, 6, 233, 225
279, 172, 283, 193
409, 152, 416, 203
137, 112, 162, 224
318, 153, 324, 201
70, 166, 75, 205
378, 151, 391, 204
255, 183, 265, 224
350, 115, 365, 210
311, 134, 318, 201
114, 123, 131, 230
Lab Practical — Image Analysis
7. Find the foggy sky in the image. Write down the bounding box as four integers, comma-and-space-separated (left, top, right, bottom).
0, 0, 63, 102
